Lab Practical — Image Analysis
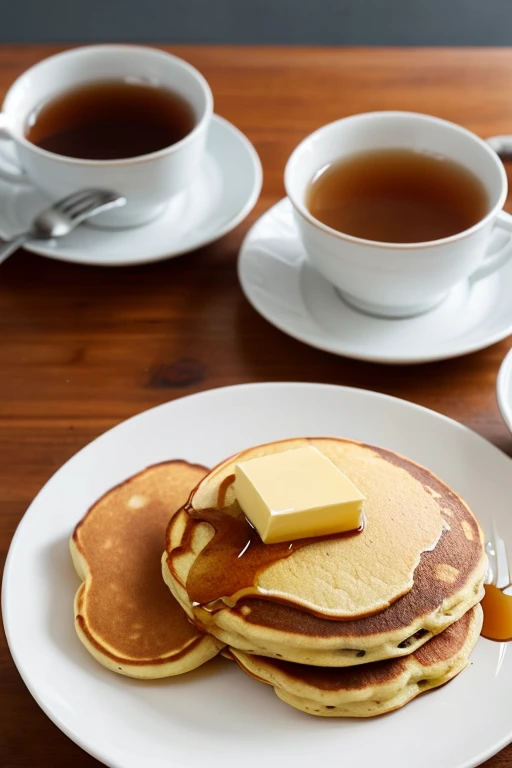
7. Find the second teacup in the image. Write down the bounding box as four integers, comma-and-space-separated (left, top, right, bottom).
285, 111, 512, 318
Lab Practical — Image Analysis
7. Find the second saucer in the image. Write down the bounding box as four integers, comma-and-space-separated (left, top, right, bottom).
238, 198, 512, 365
497, 347, 512, 434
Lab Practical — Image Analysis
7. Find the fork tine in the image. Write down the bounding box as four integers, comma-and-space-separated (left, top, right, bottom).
52, 189, 101, 213
55, 189, 120, 217
64, 195, 111, 220
492, 519, 511, 590
496, 539, 511, 589
60, 191, 123, 221
485, 539, 496, 584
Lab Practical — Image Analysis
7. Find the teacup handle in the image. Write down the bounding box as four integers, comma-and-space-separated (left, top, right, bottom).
470, 210, 512, 284
0, 113, 28, 182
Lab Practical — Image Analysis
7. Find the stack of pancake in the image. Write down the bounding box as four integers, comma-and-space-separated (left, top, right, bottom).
162, 437, 487, 717
70, 437, 486, 717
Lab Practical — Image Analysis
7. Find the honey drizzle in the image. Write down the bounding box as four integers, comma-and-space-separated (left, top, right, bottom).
481, 584, 512, 642
172, 474, 364, 611
217, 473, 236, 508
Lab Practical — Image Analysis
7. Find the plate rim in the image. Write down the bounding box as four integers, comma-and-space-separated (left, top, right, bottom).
238, 198, 512, 365
3, 381, 512, 768
3, 114, 262, 267
497, 346, 512, 434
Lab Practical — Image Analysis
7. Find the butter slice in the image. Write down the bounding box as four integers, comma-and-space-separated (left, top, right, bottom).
234, 446, 365, 544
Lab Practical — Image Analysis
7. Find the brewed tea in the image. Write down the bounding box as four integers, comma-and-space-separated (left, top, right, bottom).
25, 79, 195, 161
306, 149, 488, 243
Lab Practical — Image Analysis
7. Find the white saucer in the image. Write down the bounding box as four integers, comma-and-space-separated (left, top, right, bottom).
238, 199, 512, 364
497, 347, 512, 433
3, 382, 512, 768
0, 115, 262, 266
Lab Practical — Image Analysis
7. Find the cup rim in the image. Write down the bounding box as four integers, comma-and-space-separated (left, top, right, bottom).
1, 44, 213, 167
284, 110, 508, 250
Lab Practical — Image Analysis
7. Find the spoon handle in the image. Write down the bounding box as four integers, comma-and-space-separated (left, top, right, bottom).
0, 232, 30, 265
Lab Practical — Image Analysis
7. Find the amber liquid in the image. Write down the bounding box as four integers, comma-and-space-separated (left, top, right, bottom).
25, 79, 195, 160
481, 584, 512, 642
171, 475, 364, 610
306, 149, 488, 244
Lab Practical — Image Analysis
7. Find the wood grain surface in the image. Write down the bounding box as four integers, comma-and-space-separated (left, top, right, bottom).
0, 46, 511, 767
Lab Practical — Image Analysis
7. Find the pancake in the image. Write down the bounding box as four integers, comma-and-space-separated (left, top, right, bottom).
163, 438, 486, 666
71, 461, 224, 679
229, 604, 483, 717
167, 437, 448, 619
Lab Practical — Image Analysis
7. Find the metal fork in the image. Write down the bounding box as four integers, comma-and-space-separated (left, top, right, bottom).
0, 188, 126, 264
485, 520, 512, 595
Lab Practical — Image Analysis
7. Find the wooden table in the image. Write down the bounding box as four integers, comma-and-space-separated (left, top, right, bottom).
0, 45, 511, 768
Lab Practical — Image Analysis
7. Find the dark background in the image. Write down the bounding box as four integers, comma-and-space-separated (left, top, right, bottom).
2, 0, 512, 45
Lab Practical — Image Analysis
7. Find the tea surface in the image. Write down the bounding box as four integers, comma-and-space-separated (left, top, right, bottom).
307, 149, 488, 243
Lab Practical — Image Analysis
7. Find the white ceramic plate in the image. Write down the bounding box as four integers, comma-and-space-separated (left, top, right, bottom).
497, 346, 512, 433
0, 115, 262, 266
238, 199, 512, 364
3, 382, 512, 768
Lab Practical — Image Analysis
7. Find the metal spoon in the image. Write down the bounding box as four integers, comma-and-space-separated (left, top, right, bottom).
0, 188, 126, 264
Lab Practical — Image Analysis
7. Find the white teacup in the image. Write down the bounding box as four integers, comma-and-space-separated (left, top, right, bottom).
0, 45, 213, 228
285, 111, 512, 318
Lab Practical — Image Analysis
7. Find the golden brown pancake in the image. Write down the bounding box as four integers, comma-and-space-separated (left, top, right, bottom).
163, 438, 486, 666
167, 437, 447, 619
229, 604, 483, 717
71, 461, 224, 679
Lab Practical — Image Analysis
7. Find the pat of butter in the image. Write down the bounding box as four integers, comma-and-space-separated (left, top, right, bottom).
234, 446, 365, 544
